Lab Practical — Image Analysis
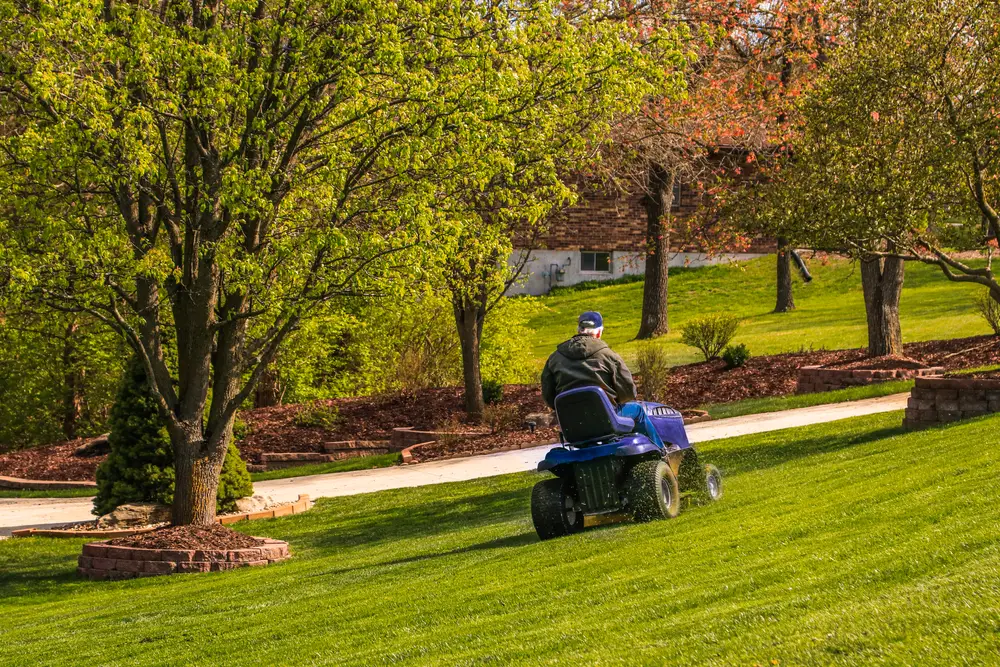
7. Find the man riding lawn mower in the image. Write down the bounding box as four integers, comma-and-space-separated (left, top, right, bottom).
532, 312, 722, 540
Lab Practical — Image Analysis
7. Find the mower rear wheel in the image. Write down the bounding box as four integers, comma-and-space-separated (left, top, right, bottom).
626, 460, 680, 522
531, 478, 583, 540
704, 464, 723, 501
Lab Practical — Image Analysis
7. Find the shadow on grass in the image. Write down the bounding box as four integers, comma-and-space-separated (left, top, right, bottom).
706, 425, 907, 477
313, 531, 538, 577
0, 540, 87, 601
289, 486, 532, 552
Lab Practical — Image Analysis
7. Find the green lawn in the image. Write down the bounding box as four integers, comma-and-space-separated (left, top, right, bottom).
249, 452, 401, 482
5, 411, 1000, 665
526, 256, 991, 367
702, 379, 914, 419
0, 488, 97, 499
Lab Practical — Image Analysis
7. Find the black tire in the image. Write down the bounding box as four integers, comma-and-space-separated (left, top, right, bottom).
703, 464, 723, 502
626, 460, 680, 522
677, 450, 706, 494
531, 478, 583, 540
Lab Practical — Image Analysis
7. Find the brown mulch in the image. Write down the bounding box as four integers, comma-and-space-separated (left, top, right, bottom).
823, 355, 929, 371
0, 438, 101, 482
661, 335, 1000, 411
4, 335, 1000, 479
106, 523, 264, 550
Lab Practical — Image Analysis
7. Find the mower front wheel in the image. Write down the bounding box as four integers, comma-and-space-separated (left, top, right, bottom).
531, 478, 583, 540
703, 464, 723, 502
626, 460, 680, 522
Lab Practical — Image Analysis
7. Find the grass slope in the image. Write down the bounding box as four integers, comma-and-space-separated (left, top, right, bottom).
526, 256, 990, 366
0, 488, 96, 499
702, 379, 914, 419
4, 411, 1000, 665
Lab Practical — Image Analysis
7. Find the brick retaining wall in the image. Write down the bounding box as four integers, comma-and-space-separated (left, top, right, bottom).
796, 365, 943, 394
903, 376, 1000, 429
77, 538, 290, 580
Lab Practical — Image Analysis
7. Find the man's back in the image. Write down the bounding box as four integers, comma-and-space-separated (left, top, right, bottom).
541, 334, 637, 408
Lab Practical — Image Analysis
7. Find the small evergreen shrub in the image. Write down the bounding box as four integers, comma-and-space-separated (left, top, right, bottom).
721, 343, 751, 369
974, 291, 1000, 335
481, 379, 504, 405
293, 401, 341, 430
94, 355, 253, 517
216, 441, 253, 513
680, 314, 741, 361
94, 356, 174, 516
635, 345, 671, 402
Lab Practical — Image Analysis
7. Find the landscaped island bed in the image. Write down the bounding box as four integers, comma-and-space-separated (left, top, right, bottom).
3, 335, 999, 481
4, 411, 1000, 664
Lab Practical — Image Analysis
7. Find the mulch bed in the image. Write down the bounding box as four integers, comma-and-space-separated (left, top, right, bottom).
106, 523, 263, 550
822, 355, 930, 371
5, 335, 1000, 478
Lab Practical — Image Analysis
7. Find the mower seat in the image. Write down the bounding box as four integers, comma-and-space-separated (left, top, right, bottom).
554, 386, 634, 446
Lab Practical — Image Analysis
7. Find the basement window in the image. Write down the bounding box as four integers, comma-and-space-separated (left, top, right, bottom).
581, 251, 612, 273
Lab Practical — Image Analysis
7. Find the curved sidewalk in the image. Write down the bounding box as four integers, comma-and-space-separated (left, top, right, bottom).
0, 393, 908, 535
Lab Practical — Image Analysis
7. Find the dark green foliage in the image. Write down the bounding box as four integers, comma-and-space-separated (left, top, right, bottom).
93, 356, 173, 515
481, 379, 504, 405
94, 356, 253, 516
722, 343, 751, 369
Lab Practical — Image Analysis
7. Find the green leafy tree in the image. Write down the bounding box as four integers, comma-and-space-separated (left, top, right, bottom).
94, 356, 251, 516
741, 0, 1000, 356
0, 0, 669, 522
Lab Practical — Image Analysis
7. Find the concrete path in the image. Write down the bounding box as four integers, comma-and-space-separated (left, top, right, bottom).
0, 393, 909, 535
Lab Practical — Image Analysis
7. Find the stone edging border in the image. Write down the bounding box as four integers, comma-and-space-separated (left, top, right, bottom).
77, 537, 291, 580
11, 494, 311, 538
0, 475, 97, 491
401, 440, 553, 464
903, 375, 1000, 429
796, 365, 944, 394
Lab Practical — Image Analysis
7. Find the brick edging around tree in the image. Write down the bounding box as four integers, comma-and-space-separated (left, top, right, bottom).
77, 538, 291, 580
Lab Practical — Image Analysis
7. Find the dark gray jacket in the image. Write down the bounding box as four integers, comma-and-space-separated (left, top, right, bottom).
541, 334, 637, 408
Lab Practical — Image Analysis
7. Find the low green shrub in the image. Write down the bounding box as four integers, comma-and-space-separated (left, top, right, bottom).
680, 314, 741, 361
481, 379, 504, 405
974, 290, 1000, 335
293, 401, 341, 430
722, 343, 751, 369
635, 345, 671, 402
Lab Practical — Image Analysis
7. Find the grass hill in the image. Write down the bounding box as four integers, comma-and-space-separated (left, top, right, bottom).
4, 411, 1000, 664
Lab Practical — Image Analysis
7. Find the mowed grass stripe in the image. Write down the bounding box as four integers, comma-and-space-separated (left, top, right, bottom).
2, 411, 1000, 665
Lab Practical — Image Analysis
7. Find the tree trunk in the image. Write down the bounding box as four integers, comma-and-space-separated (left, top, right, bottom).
774, 237, 795, 313
171, 429, 228, 525
860, 255, 905, 357
637, 166, 675, 339
454, 298, 486, 422
61, 319, 83, 440
255, 367, 283, 408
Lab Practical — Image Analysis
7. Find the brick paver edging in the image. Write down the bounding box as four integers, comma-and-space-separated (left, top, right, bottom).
0, 475, 97, 491
77, 537, 291, 580
903, 376, 1000, 429
796, 365, 944, 394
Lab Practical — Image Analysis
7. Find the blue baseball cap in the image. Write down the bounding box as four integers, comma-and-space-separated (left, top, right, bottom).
578, 311, 603, 329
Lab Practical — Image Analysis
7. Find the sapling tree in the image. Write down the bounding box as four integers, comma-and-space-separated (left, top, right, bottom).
435, 6, 674, 421
0, 0, 627, 522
